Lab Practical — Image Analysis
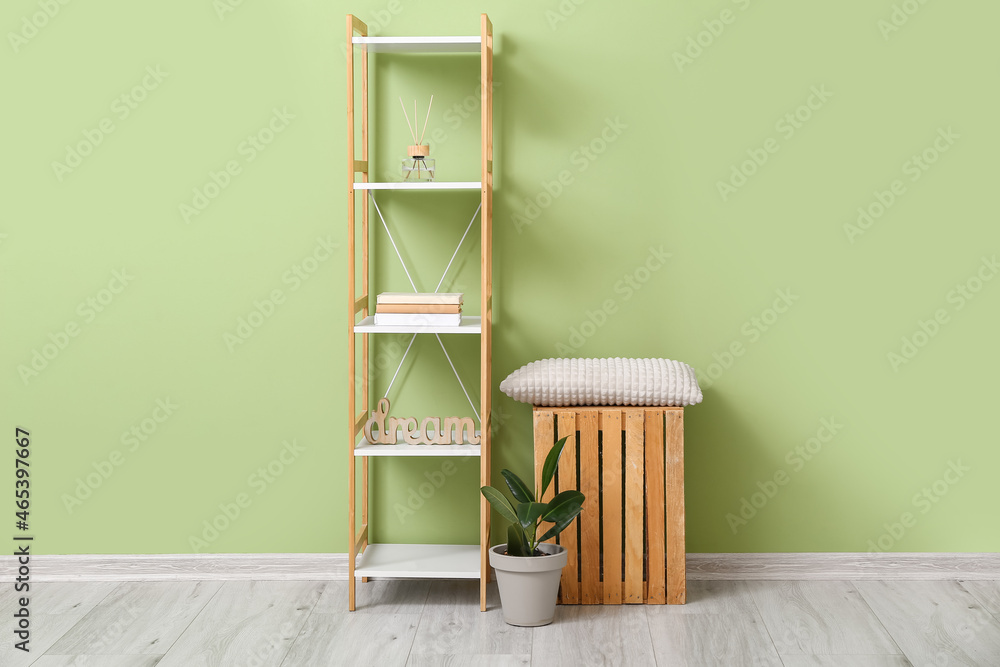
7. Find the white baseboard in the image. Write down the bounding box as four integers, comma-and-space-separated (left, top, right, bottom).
0, 553, 349, 582
686, 552, 1000, 580
2, 552, 997, 583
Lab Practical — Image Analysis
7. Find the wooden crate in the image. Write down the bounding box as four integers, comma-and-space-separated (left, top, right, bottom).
532, 406, 685, 605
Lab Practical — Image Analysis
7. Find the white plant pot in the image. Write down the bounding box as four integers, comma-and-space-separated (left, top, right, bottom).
489, 543, 568, 627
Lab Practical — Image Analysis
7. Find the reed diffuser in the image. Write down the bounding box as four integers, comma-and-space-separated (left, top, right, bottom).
399, 96, 435, 182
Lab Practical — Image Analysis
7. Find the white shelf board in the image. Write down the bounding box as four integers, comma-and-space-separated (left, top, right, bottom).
355, 543, 481, 579
353, 181, 481, 191
354, 315, 481, 334
355, 442, 481, 457
352, 36, 481, 53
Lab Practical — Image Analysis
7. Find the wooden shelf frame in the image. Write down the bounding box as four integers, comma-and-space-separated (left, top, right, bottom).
346, 14, 493, 612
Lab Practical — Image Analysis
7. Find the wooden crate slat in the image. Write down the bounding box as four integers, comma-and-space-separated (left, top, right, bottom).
644, 410, 666, 604
623, 410, 645, 604
600, 410, 623, 604
556, 411, 580, 604
534, 410, 555, 511
578, 411, 601, 604
665, 408, 686, 604
534, 410, 556, 601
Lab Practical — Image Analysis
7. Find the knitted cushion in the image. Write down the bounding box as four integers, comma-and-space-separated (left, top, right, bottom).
499, 357, 703, 407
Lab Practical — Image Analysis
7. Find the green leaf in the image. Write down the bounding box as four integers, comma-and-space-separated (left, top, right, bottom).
516, 502, 548, 530
542, 490, 585, 523
507, 523, 530, 557
501, 469, 535, 503
538, 513, 581, 543
480, 486, 518, 526
540, 436, 569, 498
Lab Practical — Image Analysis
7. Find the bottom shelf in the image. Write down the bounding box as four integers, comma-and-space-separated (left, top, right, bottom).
355, 543, 481, 579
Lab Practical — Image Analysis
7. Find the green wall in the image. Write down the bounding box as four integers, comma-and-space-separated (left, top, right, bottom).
3, 0, 998, 555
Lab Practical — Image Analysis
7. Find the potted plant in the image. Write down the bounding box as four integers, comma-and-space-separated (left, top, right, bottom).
481, 436, 584, 626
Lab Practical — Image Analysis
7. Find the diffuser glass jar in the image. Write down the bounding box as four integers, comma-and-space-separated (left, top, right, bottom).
401, 156, 436, 182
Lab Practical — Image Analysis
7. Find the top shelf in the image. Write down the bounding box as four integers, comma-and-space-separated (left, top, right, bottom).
352, 36, 481, 53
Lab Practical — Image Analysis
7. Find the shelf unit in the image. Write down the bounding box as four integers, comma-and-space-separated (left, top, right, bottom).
346, 15, 493, 611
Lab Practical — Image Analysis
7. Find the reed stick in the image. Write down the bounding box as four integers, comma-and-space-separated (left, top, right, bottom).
398, 97, 416, 143
418, 95, 434, 145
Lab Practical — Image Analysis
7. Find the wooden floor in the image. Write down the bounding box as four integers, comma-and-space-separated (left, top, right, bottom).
4, 579, 1000, 666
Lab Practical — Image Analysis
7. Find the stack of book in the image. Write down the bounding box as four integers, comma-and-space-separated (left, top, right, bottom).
374, 292, 463, 327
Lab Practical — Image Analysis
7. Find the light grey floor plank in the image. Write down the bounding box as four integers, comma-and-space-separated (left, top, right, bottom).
19, 577, 1000, 666
959, 580, 1000, 622
646, 612, 782, 666
280, 612, 419, 665
48, 581, 222, 656
407, 654, 530, 667
314, 579, 431, 614
410, 581, 531, 657
778, 656, 912, 667
645, 581, 782, 666
747, 581, 900, 655
156, 580, 324, 667
857, 580, 1000, 666
0, 582, 119, 667
657, 580, 763, 615
31, 657, 163, 667
531, 605, 655, 667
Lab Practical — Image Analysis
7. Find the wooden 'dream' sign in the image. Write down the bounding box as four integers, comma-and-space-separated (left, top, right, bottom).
364, 398, 480, 445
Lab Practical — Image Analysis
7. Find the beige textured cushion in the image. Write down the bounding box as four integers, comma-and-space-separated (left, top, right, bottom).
499, 357, 703, 407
